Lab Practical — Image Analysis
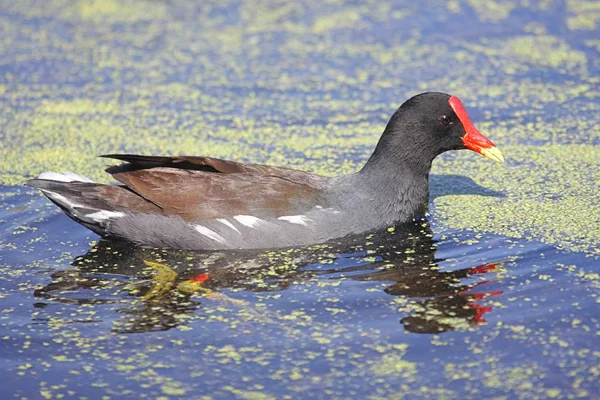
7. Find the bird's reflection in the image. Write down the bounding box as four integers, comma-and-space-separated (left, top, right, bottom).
34, 218, 503, 335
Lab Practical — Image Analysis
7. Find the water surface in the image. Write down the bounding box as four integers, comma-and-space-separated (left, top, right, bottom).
0, 0, 599, 398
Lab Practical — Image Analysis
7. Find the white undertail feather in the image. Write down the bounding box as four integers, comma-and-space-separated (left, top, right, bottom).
38, 171, 94, 183
36, 172, 123, 226
41, 191, 84, 209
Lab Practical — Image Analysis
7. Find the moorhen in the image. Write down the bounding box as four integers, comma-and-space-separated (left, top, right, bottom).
27, 92, 504, 250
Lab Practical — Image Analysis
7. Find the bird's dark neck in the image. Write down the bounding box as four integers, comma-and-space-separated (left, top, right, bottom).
355, 153, 431, 225
335, 120, 433, 226
330, 112, 437, 227
329, 152, 431, 232
359, 141, 433, 178
360, 112, 434, 177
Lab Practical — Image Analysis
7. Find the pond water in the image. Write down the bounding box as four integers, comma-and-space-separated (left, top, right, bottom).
1, 0, 599, 398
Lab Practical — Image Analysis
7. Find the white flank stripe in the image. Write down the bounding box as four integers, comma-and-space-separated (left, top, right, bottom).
195, 225, 227, 244
85, 210, 125, 222
278, 215, 311, 226
233, 215, 262, 228
217, 218, 241, 234
38, 171, 94, 183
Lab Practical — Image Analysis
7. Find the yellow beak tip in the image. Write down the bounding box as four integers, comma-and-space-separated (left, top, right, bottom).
481, 147, 505, 163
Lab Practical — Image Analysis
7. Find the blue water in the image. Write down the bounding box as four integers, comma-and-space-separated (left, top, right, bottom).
1, 1, 599, 398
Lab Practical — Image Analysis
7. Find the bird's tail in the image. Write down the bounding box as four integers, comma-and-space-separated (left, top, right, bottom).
26, 172, 124, 236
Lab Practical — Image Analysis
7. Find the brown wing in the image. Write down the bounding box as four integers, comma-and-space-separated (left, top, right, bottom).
101, 154, 329, 221
102, 154, 315, 177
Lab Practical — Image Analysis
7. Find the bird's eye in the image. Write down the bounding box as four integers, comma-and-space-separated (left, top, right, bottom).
440, 115, 451, 126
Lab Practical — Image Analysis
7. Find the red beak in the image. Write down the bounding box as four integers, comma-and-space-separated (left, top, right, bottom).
449, 96, 504, 163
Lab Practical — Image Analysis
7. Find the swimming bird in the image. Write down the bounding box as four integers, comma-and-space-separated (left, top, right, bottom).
26, 92, 503, 250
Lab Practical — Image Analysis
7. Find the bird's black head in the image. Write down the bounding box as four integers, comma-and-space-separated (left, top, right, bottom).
365, 92, 503, 173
